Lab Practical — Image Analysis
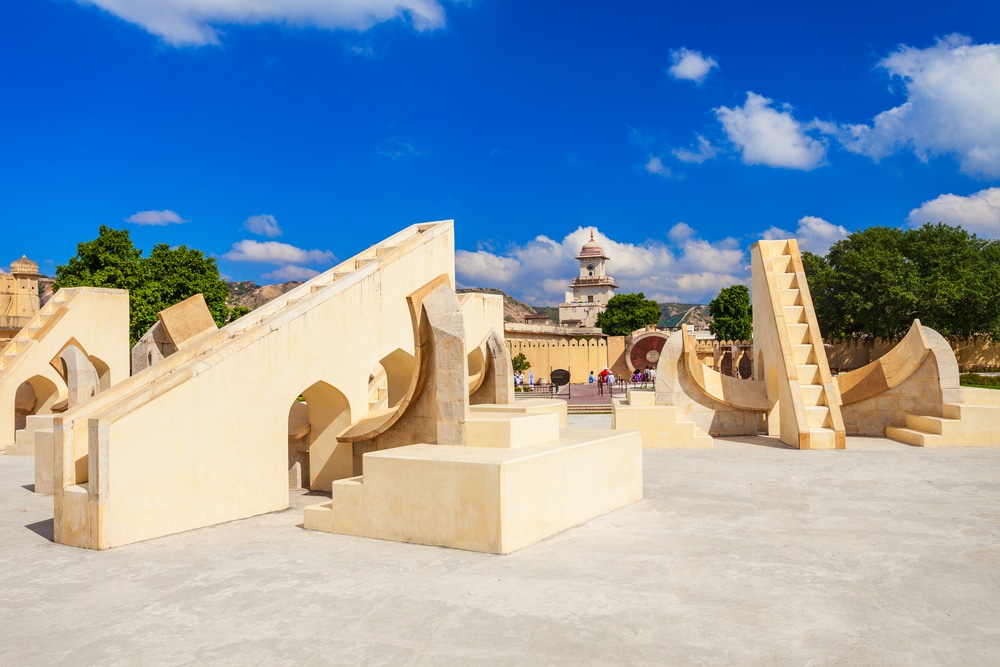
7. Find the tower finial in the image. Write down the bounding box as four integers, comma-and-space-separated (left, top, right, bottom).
590, 229, 595, 241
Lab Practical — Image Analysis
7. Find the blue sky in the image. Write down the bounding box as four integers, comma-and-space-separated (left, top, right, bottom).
2, 1, 999, 305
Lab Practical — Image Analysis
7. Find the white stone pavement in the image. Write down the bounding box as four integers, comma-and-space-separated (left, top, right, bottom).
2, 416, 999, 665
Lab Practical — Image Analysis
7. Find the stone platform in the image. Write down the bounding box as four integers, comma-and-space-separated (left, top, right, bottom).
305, 411, 642, 553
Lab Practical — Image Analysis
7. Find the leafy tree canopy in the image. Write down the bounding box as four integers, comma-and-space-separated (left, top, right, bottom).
55, 225, 234, 345
511, 352, 531, 372
802, 223, 1000, 341
596, 292, 661, 336
708, 284, 752, 341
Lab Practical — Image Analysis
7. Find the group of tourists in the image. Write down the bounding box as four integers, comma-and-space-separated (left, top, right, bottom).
513, 369, 535, 388
587, 366, 656, 386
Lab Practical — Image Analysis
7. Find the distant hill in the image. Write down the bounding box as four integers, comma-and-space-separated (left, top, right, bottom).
456, 287, 554, 324
659, 303, 710, 329
226, 280, 302, 309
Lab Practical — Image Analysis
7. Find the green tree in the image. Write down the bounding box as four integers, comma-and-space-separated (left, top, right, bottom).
511, 352, 531, 372
596, 292, 661, 336
801, 223, 1000, 341
55, 226, 235, 345
708, 284, 752, 341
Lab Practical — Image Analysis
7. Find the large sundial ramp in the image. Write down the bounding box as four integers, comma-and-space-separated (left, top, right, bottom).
50, 221, 475, 550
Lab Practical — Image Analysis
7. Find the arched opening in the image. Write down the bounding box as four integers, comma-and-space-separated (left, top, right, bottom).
13, 375, 59, 434
378, 348, 415, 410
89, 355, 112, 391
467, 345, 486, 395
287, 381, 353, 493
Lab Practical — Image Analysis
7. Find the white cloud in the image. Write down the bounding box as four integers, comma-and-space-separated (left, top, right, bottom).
840, 35, 1000, 178
716, 92, 827, 170
668, 222, 695, 242
907, 188, 1000, 238
378, 137, 420, 160
262, 265, 320, 282
455, 227, 749, 305
243, 214, 282, 237
75, 0, 447, 46
672, 135, 719, 164
667, 48, 719, 84
763, 215, 848, 254
125, 209, 186, 225
645, 156, 671, 177
222, 240, 335, 265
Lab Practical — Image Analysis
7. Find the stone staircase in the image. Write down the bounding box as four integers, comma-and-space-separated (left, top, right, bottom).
759, 242, 844, 449
886, 388, 1000, 447
0, 289, 74, 375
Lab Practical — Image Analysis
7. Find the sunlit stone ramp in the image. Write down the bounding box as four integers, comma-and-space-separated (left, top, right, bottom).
304, 277, 642, 554
752, 240, 845, 449
1, 287, 129, 464
50, 221, 641, 552
613, 238, 846, 449
52, 222, 466, 549
838, 319, 1000, 447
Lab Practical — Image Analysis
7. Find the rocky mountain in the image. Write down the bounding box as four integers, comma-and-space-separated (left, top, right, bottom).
226, 280, 303, 309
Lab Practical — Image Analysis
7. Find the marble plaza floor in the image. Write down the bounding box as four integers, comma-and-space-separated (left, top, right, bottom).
2, 416, 999, 665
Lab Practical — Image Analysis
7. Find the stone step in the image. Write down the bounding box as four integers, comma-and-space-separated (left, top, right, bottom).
800, 384, 825, 406
770, 255, 794, 273
786, 323, 810, 345
905, 413, 961, 436
797, 364, 821, 384
774, 273, 796, 290
885, 426, 940, 447
806, 427, 839, 449
804, 405, 830, 428
779, 288, 801, 306
792, 344, 815, 365
783, 305, 806, 323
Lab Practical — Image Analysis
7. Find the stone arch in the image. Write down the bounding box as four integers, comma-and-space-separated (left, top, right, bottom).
89, 355, 112, 391
290, 380, 353, 492
379, 348, 415, 410
14, 375, 59, 432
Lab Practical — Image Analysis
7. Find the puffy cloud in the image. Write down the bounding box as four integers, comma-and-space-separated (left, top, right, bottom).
762, 215, 848, 254
455, 227, 749, 305
907, 187, 1000, 238
454, 249, 520, 284
668, 222, 695, 242
75, 0, 447, 46
645, 156, 671, 177
222, 240, 335, 265
716, 92, 827, 170
672, 135, 719, 164
840, 36, 1000, 178
125, 209, 186, 225
667, 48, 719, 84
262, 265, 321, 282
242, 214, 282, 238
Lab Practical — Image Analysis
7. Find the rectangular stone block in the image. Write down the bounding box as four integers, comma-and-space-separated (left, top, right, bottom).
311, 429, 643, 554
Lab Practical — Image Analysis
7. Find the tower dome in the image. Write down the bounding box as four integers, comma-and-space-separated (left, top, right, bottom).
9, 256, 39, 276
577, 230, 608, 260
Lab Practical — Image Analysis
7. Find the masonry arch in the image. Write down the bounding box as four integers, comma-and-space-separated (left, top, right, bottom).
89, 355, 112, 391
286, 380, 353, 492
13, 375, 60, 433
378, 348, 415, 410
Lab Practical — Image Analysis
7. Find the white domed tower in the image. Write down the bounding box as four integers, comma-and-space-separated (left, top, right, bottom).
558, 231, 618, 327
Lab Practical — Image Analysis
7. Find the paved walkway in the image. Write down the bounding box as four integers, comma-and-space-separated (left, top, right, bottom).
3, 422, 1000, 665
523, 382, 641, 407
